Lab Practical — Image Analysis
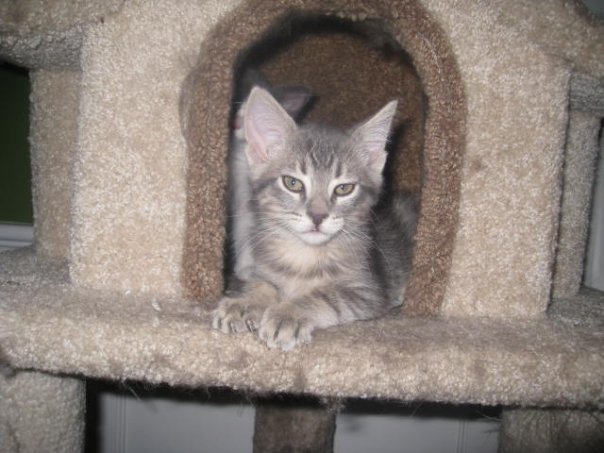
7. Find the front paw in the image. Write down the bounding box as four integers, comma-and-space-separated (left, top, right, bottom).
211, 297, 264, 334
259, 305, 314, 351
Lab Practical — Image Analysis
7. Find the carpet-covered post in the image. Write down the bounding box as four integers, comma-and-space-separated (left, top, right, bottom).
0, 371, 85, 453
499, 408, 604, 453
253, 401, 337, 453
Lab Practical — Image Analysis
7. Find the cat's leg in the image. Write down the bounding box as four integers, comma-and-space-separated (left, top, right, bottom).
212, 281, 279, 334
259, 285, 385, 351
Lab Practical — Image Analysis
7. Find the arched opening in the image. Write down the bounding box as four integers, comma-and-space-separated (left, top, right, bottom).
183, 0, 465, 316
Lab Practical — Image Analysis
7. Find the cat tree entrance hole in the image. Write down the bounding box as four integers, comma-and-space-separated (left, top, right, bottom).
183, 1, 465, 317
223, 13, 427, 279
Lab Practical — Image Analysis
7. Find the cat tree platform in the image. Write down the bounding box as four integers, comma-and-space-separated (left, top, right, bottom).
2, 249, 603, 409
1, 0, 604, 451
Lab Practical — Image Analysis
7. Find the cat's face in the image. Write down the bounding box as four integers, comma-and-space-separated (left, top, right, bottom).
258, 133, 379, 245
243, 87, 397, 247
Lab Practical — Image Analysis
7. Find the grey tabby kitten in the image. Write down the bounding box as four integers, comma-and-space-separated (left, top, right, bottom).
214, 87, 417, 351
229, 70, 312, 282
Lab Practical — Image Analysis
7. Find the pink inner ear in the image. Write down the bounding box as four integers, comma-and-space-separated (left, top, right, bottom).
354, 100, 397, 172
369, 148, 383, 163
243, 87, 297, 165
369, 148, 387, 174
245, 116, 269, 163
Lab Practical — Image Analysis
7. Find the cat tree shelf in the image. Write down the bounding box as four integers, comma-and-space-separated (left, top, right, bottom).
2, 249, 602, 410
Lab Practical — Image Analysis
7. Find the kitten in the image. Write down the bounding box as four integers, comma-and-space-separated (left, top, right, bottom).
229, 69, 312, 283
214, 87, 417, 351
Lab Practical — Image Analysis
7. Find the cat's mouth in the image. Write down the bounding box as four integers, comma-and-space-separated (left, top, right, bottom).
287, 216, 342, 246
299, 228, 332, 246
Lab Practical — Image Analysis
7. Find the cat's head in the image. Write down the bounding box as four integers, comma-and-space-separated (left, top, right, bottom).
243, 87, 397, 246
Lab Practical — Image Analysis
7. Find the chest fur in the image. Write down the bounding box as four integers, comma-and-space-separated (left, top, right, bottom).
255, 236, 358, 297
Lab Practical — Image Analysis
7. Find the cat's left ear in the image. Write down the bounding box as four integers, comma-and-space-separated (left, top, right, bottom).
244, 87, 296, 165
350, 100, 398, 174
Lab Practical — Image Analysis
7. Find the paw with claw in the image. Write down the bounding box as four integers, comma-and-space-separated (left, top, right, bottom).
258, 304, 315, 351
211, 296, 267, 334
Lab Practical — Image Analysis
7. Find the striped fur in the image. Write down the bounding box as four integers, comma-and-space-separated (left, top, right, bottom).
213, 87, 416, 350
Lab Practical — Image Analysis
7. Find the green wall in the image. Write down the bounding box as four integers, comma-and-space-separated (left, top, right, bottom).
0, 63, 33, 224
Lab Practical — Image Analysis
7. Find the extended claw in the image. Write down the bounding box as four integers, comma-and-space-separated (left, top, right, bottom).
245, 319, 257, 332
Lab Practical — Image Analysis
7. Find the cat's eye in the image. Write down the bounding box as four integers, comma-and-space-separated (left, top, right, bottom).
282, 175, 305, 193
334, 183, 356, 196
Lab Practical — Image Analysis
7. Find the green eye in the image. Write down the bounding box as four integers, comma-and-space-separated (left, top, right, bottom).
282, 175, 305, 193
334, 183, 355, 196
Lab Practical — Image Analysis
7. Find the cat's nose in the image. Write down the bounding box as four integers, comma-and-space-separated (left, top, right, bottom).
310, 213, 328, 227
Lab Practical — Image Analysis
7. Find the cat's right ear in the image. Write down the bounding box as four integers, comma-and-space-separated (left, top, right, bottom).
244, 87, 296, 165
349, 100, 398, 176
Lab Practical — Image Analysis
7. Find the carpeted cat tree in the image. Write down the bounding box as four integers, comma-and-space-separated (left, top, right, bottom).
1, 0, 603, 451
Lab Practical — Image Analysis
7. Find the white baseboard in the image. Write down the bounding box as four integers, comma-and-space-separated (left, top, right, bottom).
0, 223, 34, 251
585, 139, 604, 291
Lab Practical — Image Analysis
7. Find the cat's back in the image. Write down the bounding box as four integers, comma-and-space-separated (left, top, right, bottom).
379, 193, 418, 242
372, 192, 419, 304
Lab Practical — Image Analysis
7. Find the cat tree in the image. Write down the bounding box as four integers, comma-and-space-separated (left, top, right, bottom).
1, 0, 603, 451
